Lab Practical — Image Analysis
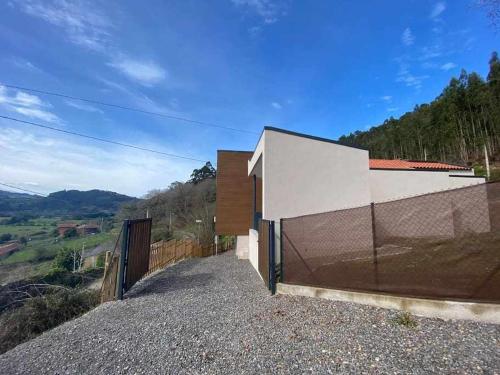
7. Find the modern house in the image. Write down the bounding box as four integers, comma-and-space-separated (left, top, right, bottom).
215, 127, 486, 273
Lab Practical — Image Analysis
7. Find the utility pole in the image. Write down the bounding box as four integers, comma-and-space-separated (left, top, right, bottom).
146, 208, 149, 219
195, 219, 202, 244
484, 144, 490, 180
80, 243, 85, 270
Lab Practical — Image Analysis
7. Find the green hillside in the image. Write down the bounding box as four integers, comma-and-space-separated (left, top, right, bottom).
0, 189, 138, 217
338, 52, 500, 178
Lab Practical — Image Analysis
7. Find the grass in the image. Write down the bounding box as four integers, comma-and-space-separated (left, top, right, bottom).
0, 225, 52, 237
393, 312, 418, 328
0, 232, 115, 266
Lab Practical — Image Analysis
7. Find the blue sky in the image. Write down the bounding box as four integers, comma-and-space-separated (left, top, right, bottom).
0, 0, 497, 196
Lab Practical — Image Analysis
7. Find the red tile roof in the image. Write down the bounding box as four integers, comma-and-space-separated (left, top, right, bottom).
57, 223, 78, 228
0, 242, 19, 256
369, 159, 470, 171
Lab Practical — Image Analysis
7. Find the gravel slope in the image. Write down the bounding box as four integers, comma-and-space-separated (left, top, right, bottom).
1, 251, 499, 374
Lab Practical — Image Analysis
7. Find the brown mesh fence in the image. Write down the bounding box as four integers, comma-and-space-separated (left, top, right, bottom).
282, 182, 500, 303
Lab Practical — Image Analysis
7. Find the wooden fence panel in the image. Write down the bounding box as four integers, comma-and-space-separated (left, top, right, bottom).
101, 251, 119, 303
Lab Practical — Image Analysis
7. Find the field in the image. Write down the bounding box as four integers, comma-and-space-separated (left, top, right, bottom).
0, 218, 118, 284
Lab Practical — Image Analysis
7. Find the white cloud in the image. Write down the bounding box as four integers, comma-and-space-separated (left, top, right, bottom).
0, 86, 60, 123
419, 45, 443, 61
14, 0, 113, 51
0, 127, 198, 197
401, 28, 415, 46
430, 2, 446, 19
387, 107, 399, 112
98, 78, 188, 119
396, 63, 428, 90
232, 0, 285, 24
380, 95, 392, 102
108, 58, 167, 87
8, 57, 42, 73
271, 102, 282, 109
248, 26, 262, 37
64, 100, 103, 113
440, 62, 457, 71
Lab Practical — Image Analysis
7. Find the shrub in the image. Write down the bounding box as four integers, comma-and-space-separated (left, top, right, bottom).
95, 253, 105, 268
53, 247, 81, 272
0, 233, 12, 244
0, 288, 99, 354
63, 228, 78, 239
41, 268, 85, 288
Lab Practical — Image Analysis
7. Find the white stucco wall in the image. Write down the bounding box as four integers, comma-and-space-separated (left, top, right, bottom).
262, 130, 371, 221
248, 229, 259, 275
449, 175, 486, 189
370, 170, 451, 202
235, 235, 249, 259
369, 170, 486, 203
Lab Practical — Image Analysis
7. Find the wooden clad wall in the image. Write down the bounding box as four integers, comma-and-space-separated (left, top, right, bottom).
216, 151, 262, 235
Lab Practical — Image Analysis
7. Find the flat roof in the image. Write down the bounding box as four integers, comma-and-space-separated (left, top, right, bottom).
250, 126, 368, 152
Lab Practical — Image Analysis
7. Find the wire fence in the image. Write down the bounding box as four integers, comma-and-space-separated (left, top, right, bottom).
281, 182, 500, 303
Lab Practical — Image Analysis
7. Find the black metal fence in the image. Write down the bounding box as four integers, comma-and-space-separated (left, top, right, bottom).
258, 219, 276, 294
281, 182, 500, 303
116, 218, 152, 299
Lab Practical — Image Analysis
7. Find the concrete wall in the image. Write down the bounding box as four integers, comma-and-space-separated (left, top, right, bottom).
277, 283, 500, 324
235, 235, 249, 259
263, 129, 371, 221
370, 169, 485, 203
248, 229, 259, 274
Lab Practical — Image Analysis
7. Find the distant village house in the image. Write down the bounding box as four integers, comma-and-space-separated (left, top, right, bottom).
57, 223, 100, 236
0, 242, 20, 259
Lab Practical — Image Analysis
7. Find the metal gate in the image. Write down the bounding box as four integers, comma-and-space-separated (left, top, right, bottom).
258, 219, 276, 294
117, 218, 152, 299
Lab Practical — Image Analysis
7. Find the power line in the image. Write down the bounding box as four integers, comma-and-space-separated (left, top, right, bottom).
1, 83, 259, 135
0, 182, 47, 196
0, 115, 207, 162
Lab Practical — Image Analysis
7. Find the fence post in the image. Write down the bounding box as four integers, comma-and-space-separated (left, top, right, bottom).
280, 218, 284, 283
116, 220, 129, 300
370, 203, 379, 288
269, 221, 276, 295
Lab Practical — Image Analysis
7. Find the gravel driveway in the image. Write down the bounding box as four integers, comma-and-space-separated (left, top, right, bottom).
1, 251, 499, 374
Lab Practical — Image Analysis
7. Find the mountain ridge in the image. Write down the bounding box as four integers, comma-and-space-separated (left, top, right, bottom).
0, 189, 138, 217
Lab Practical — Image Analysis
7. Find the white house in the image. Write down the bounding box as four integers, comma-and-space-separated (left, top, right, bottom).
215, 127, 486, 274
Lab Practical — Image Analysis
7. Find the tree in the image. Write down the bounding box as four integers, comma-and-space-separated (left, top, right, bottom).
63, 228, 78, 239
53, 247, 81, 271
338, 52, 500, 170
0, 233, 12, 244
188, 162, 216, 184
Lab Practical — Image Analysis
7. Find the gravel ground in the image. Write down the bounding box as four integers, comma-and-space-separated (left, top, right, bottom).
1, 251, 499, 374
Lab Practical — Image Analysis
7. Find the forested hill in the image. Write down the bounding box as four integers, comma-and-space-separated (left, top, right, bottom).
339, 52, 500, 170
0, 189, 137, 217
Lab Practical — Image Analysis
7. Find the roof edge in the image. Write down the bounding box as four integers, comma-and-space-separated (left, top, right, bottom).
217, 149, 253, 154
263, 126, 368, 151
